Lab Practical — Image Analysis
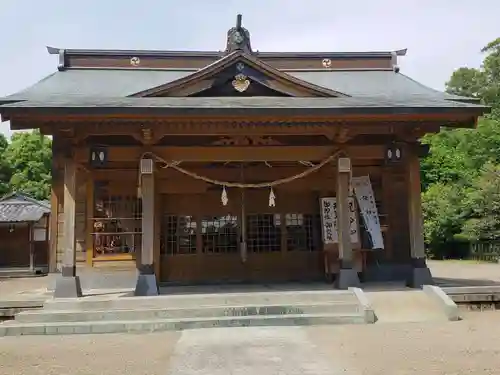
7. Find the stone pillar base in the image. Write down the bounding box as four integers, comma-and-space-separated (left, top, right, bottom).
134, 264, 159, 296
334, 261, 361, 289
407, 258, 433, 288
53, 276, 82, 298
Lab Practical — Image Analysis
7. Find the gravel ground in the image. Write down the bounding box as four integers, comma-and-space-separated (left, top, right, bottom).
307, 311, 500, 375
1, 261, 500, 374
428, 260, 500, 285
0, 312, 499, 374
0, 331, 181, 375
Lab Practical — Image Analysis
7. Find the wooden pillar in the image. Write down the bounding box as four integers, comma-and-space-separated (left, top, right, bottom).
153, 192, 161, 281
53, 158, 82, 298
407, 145, 433, 287
49, 187, 58, 273
334, 157, 360, 289
134, 157, 159, 296
86, 176, 94, 267
28, 223, 34, 273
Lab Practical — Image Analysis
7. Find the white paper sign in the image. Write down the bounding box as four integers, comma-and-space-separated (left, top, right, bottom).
352, 176, 384, 249
320, 197, 337, 244
33, 228, 46, 242
320, 197, 359, 244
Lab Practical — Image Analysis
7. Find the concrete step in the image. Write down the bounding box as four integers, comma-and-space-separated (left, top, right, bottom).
15, 301, 361, 323
43, 290, 357, 311
365, 290, 448, 323
0, 313, 367, 336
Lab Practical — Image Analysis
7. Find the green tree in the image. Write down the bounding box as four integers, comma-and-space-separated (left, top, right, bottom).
446, 37, 500, 112
421, 37, 500, 255
0, 133, 11, 196
461, 164, 500, 241
4, 130, 52, 200
422, 182, 469, 255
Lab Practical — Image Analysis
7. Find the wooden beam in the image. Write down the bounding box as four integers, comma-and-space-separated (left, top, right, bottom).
75, 145, 385, 163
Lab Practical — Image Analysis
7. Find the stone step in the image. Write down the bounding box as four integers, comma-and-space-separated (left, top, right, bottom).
0, 313, 367, 336
43, 290, 356, 311
15, 302, 361, 323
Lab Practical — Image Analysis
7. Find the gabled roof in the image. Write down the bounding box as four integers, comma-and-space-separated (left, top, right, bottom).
0, 14, 488, 120
0, 69, 475, 103
0, 193, 50, 223
130, 50, 349, 98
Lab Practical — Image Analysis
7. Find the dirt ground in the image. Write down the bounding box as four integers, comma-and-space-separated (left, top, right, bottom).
1, 260, 500, 374
0, 312, 499, 375
429, 260, 500, 285
0, 331, 181, 375
309, 310, 500, 375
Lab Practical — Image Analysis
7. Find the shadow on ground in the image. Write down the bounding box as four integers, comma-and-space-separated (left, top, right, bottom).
434, 277, 500, 287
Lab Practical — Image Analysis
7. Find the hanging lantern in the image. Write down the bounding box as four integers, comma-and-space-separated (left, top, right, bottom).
89, 146, 108, 168
385, 142, 404, 164
221, 186, 229, 206
268, 187, 276, 207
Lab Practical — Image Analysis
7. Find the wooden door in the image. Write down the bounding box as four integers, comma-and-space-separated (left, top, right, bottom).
160, 191, 246, 283
160, 188, 323, 284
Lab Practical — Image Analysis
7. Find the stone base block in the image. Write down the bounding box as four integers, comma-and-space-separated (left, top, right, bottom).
53, 276, 82, 298
334, 268, 361, 290
407, 267, 433, 288
134, 274, 159, 296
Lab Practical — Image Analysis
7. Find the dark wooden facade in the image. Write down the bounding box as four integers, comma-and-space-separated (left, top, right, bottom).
0, 16, 488, 291
0, 194, 50, 271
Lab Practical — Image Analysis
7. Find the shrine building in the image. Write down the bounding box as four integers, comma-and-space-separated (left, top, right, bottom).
0, 15, 488, 296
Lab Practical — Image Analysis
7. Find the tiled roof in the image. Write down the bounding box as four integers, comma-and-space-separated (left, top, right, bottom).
0, 95, 485, 109
0, 69, 471, 103
0, 194, 50, 223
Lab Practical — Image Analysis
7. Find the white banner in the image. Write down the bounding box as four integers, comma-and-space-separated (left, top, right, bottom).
320, 197, 359, 244
352, 176, 384, 249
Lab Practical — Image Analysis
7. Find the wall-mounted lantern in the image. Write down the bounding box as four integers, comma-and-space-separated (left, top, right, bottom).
89, 146, 108, 168
385, 142, 404, 164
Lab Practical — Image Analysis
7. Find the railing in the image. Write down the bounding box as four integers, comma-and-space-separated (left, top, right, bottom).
470, 241, 500, 263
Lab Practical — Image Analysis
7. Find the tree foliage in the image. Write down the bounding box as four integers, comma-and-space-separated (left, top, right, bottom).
0, 130, 52, 200
0, 134, 12, 196
422, 37, 500, 255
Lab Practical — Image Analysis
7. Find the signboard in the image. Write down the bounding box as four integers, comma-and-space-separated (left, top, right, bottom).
352, 176, 384, 249
33, 228, 46, 242
320, 197, 359, 244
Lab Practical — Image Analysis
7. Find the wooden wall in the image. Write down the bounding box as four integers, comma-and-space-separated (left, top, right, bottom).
0, 225, 30, 267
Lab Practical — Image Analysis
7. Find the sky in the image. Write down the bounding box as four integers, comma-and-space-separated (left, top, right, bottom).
0, 0, 499, 137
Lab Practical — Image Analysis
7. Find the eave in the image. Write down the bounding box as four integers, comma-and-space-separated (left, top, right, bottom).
47, 46, 407, 59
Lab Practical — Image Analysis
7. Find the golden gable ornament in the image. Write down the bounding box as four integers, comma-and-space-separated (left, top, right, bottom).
232, 73, 250, 92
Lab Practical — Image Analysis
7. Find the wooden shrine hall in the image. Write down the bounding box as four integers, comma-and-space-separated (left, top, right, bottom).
0, 15, 488, 296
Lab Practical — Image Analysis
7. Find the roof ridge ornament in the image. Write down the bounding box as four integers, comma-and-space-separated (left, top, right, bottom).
225, 14, 253, 55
